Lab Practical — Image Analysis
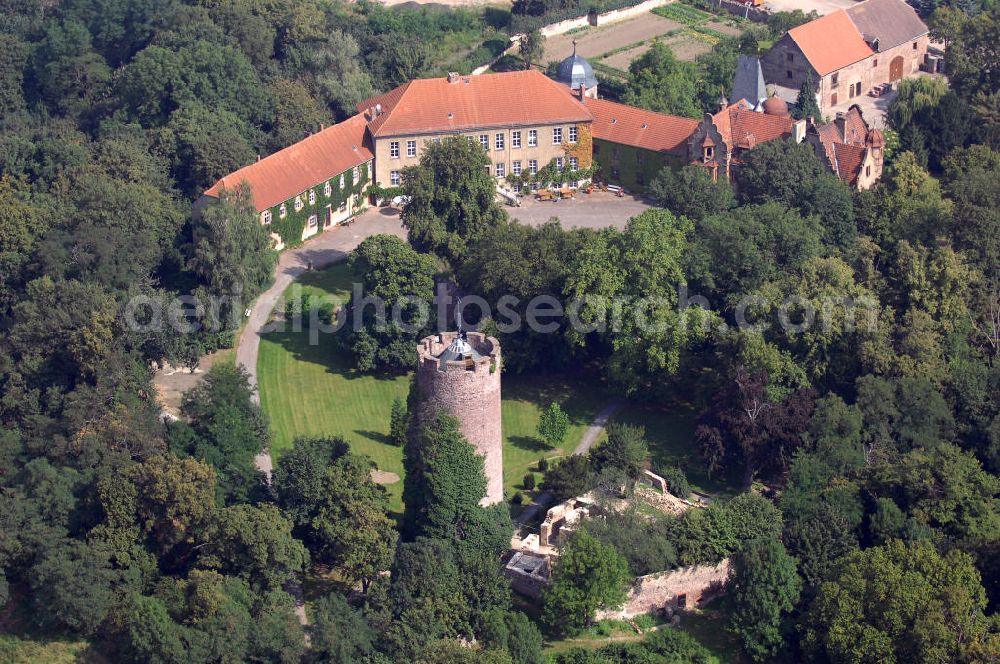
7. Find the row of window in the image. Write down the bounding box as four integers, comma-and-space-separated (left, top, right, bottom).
260, 165, 367, 224
510, 179, 581, 193
388, 126, 579, 160
389, 156, 580, 186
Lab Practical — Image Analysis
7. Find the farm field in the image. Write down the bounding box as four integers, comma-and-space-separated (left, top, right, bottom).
547, 3, 749, 76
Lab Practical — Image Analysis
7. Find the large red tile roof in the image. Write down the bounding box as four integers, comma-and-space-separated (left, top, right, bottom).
788, 9, 874, 76
356, 70, 592, 138
583, 96, 699, 155
713, 101, 794, 149
204, 114, 373, 212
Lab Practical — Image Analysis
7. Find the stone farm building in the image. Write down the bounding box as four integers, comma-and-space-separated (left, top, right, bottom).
202, 51, 884, 245
761, 0, 930, 115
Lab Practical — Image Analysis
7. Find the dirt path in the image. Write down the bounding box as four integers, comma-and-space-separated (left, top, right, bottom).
514, 399, 625, 526
239, 208, 407, 480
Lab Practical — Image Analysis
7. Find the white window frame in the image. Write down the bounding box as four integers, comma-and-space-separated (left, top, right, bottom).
353, 166, 359, 184
479, 134, 489, 150
530, 181, 539, 192
389, 141, 400, 158
528, 129, 537, 147
390, 170, 400, 186
512, 160, 522, 176
308, 189, 316, 205
406, 140, 417, 158
569, 126, 578, 143
528, 159, 538, 175
496, 162, 505, 177
324, 181, 332, 197
553, 127, 562, 144
555, 157, 564, 171
294, 195, 303, 212
511, 130, 521, 148
261, 210, 272, 225
339, 174, 345, 189
495, 133, 505, 151
307, 214, 318, 228
569, 156, 578, 170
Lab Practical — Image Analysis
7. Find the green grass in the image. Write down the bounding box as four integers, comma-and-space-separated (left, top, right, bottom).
608, 405, 740, 496
653, 3, 714, 25
500, 373, 608, 498
258, 262, 610, 513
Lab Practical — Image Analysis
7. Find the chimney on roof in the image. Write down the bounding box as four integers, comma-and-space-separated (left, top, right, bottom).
447, 72, 460, 83
375, 103, 382, 116
834, 112, 847, 139
256, 155, 261, 162
793, 119, 807, 143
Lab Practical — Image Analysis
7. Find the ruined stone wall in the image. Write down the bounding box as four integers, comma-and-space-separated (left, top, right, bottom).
596, 559, 731, 620
415, 332, 503, 505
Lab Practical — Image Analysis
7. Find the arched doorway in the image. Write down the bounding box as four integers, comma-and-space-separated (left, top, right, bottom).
889, 56, 904, 82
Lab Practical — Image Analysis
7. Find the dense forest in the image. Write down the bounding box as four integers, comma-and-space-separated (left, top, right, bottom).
1, 0, 999, 661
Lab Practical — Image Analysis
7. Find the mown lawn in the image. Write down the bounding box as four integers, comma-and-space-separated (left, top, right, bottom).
609, 405, 740, 497
257, 262, 609, 512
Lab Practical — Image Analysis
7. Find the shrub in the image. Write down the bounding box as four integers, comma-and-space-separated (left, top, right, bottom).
523, 473, 536, 490
512, 491, 524, 505
660, 466, 691, 499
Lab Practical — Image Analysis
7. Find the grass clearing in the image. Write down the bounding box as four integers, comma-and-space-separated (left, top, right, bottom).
258, 262, 610, 513
609, 404, 739, 496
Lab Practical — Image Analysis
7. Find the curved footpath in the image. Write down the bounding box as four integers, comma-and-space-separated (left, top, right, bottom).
239, 209, 406, 477
513, 399, 626, 527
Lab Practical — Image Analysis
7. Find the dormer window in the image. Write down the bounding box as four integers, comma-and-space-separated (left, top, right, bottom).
279, 204, 287, 218
261, 210, 272, 225
324, 181, 332, 197
294, 195, 303, 212
704, 146, 714, 161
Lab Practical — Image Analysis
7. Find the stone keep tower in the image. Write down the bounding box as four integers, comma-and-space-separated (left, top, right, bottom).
415, 331, 503, 506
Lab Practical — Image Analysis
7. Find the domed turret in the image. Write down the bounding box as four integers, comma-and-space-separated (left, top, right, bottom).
763, 93, 789, 117
557, 41, 598, 98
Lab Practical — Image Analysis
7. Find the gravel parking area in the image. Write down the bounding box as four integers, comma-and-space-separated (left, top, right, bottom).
507, 190, 652, 229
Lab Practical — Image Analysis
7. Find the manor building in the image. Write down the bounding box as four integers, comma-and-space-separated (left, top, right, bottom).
202, 49, 883, 246
356, 70, 593, 191
761, 0, 930, 114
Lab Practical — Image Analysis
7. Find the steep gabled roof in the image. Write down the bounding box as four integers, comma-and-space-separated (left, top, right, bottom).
787, 9, 874, 76
731, 55, 767, 107
845, 0, 928, 50
356, 70, 592, 138
713, 100, 794, 149
583, 97, 699, 155
204, 114, 373, 212
832, 142, 867, 185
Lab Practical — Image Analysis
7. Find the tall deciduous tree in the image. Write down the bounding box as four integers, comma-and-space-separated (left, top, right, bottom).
537, 402, 570, 448
803, 540, 997, 663
342, 233, 437, 372
401, 136, 506, 263
542, 530, 630, 635
188, 184, 277, 333
728, 538, 802, 662
519, 29, 545, 70
403, 411, 487, 541
622, 42, 700, 118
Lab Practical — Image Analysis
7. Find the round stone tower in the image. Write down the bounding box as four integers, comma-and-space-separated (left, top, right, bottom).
415, 331, 503, 506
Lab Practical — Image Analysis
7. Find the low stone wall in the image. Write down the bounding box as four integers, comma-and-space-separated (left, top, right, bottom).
596, 559, 730, 620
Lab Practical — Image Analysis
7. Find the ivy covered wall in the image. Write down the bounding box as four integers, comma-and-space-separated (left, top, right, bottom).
592, 139, 683, 193
265, 161, 372, 248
